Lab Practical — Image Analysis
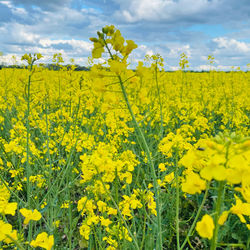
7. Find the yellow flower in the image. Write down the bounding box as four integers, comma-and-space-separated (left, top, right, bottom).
92, 42, 104, 59
230, 195, 250, 224
86, 215, 99, 226
0, 220, 18, 244
120, 171, 133, 184
240, 173, 250, 203
20, 208, 42, 224
130, 197, 142, 209
41, 201, 47, 209
112, 30, 124, 52
97, 201, 107, 213
107, 245, 116, 250
107, 207, 117, 215
182, 172, 206, 194
157, 179, 164, 187
178, 148, 205, 171
0, 183, 17, 216
9, 169, 19, 178
196, 214, 214, 240
61, 201, 70, 208
218, 211, 230, 225
109, 60, 127, 75
103, 236, 118, 248
0, 200, 17, 216
146, 191, 157, 216
53, 220, 60, 228
200, 163, 227, 181
120, 202, 132, 218
79, 224, 91, 240
164, 172, 175, 183
100, 216, 112, 227
159, 163, 166, 172
77, 197, 96, 216
30, 232, 54, 250
122, 40, 138, 56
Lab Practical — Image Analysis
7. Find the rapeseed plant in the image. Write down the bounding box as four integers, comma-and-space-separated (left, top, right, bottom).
0, 25, 249, 249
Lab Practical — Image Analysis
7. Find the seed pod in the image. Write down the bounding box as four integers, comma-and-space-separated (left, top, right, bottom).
89, 37, 99, 43
97, 31, 104, 39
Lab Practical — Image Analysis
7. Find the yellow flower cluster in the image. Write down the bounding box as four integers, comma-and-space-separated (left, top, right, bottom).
0, 220, 18, 244
180, 133, 249, 194
30, 232, 54, 250
179, 133, 250, 242
0, 183, 17, 216
20, 208, 42, 224
80, 143, 139, 188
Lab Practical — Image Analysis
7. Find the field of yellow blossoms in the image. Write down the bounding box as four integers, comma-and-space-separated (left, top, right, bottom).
0, 26, 249, 249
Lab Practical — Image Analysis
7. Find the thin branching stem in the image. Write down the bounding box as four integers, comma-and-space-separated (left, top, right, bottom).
102, 36, 163, 249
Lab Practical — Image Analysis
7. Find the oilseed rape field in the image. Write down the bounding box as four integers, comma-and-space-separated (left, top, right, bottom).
0, 25, 249, 250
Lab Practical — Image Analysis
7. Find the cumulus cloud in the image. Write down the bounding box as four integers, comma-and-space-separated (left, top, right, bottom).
113, 0, 250, 25
113, 0, 206, 23
213, 37, 250, 54
0, 22, 41, 47
39, 39, 92, 55
207, 37, 250, 67
0, 53, 22, 65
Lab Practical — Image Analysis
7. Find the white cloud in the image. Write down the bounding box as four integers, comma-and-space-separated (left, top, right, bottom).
169, 66, 179, 71
168, 44, 191, 58
0, 22, 40, 45
0, 22, 93, 65
213, 37, 250, 53
0, 54, 22, 65
216, 65, 240, 71
1, 1, 12, 8
146, 50, 154, 57
11, 6, 27, 16
114, 0, 220, 23
198, 65, 216, 71
39, 39, 92, 53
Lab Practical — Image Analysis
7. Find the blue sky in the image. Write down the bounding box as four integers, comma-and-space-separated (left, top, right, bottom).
0, 0, 250, 70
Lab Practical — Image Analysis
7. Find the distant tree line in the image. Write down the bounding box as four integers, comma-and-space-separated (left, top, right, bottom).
0, 64, 90, 71
0, 64, 248, 72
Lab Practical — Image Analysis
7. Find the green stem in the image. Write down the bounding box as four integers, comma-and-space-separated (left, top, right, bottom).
0, 174, 26, 205
97, 173, 140, 250
154, 62, 164, 139
140, 212, 147, 250
180, 182, 210, 249
45, 100, 53, 229
5, 235, 26, 250
26, 73, 32, 207
155, 61, 163, 139
118, 75, 163, 249
26, 68, 33, 248
103, 38, 163, 249
28, 221, 33, 248
217, 243, 246, 249
175, 156, 180, 250
68, 200, 73, 250
210, 181, 225, 250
